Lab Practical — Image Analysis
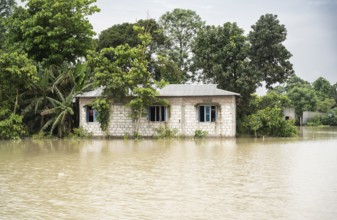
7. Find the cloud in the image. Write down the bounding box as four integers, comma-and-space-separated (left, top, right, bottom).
308, 0, 337, 6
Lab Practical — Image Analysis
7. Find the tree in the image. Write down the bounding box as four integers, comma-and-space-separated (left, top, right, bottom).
21, 65, 57, 132
260, 91, 291, 109
192, 22, 256, 117
39, 63, 94, 137
0, 0, 16, 49
159, 8, 204, 81
284, 75, 311, 92
312, 76, 333, 98
8, 0, 99, 66
243, 107, 297, 137
248, 14, 294, 88
0, 107, 25, 140
287, 86, 318, 117
89, 27, 164, 135
151, 54, 183, 83
193, 22, 252, 92
0, 51, 37, 113
316, 98, 335, 113
97, 19, 166, 53
0, 0, 15, 17
244, 114, 262, 138
332, 83, 337, 105
97, 22, 136, 50
97, 20, 180, 83
312, 77, 335, 112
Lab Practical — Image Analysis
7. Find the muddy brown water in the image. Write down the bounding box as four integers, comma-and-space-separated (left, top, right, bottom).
1, 127, 337, 219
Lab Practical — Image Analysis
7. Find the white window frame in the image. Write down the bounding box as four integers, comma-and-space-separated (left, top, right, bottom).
199, 105, 217, 122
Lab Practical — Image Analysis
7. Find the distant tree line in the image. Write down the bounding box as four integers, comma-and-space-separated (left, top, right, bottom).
1, 0, 333, 139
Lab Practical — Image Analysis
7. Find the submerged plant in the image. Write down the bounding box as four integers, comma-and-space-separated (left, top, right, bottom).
154, 125, 178, 139
194, 130, 208, 139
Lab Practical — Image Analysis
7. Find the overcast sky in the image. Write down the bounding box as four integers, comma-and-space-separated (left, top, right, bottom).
88, 0, 337, 85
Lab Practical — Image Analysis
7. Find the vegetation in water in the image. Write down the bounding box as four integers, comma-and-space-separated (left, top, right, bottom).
194, 130, 208, 139
0, 108, 26, 140
154, 125, 178, 139
92, 99, 111, 131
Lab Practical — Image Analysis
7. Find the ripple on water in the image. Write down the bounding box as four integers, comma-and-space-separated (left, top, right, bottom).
1, 134, 337, 219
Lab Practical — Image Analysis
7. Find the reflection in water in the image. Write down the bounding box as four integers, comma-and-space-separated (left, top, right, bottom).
1, 127, 337, 219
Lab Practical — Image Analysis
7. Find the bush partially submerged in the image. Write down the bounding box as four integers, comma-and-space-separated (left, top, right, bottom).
154, 125, 178, 139
194, 129, 208, 139
242, 107, 297, 137
0, 108, 26, 140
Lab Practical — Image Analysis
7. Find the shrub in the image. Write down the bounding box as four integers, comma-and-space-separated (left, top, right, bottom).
306, 116, 322, 126
321, 108, 337, 126
0, 108, 26, 140
70, 127, 92, 138
32, 131, 49, 139
123, 133, 130, 140
242, 107, 297, 137
194, 130, 208, 139
133, 131, 142, 140
154, 125, 178, 139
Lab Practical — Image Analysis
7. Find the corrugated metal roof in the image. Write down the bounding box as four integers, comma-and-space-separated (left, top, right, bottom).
76, 84, 240, 98
76, 87, 103, 97
158, 84, 240, 97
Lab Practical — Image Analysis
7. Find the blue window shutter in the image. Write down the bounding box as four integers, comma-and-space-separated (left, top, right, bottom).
93, 110, 98, 122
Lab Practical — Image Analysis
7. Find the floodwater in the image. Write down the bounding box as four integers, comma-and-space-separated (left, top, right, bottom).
1, 127, 337, 220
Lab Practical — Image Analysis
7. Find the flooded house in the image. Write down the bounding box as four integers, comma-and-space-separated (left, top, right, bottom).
76, 84, 240, 137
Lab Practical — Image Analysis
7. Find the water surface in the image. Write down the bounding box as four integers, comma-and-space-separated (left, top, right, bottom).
1, 127, 337, 219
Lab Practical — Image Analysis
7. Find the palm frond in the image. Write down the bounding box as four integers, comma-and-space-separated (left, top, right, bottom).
50, 112, 65, 135
46, 95, 63, 108
41, 107, 59, 116
41, 117, 55, 132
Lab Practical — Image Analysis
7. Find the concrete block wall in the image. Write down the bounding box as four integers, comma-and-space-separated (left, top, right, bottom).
302, 111, 325, 124
79, 96, 237, 137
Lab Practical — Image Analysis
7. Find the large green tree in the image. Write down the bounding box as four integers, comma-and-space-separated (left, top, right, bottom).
0, 0, 16, 49
312, 77, 335, 112
97, 19, 165, 53
248, 14, 294, 88
192, 22, 254, 97
192, 14, 294, 118
287, 86, 318, 117
0, 0, 15, 17
96, 19, 181, 83
159, 8, 204, 81
7, 0, 99, 66
88, 28, 164, 135
312, 77, 333, 98
192, 22, 256, 116
243, 107, 297, 137
38, 63, 93, 137
0, 51, 37, 113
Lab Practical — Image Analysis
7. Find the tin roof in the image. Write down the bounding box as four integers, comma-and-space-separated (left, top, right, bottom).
158, 84, 240, 97
76, 84, 240, 98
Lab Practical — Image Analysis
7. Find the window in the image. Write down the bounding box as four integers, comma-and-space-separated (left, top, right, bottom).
199, 105, 217, 122
86, 106, 98, 122
149, 106, 167, 122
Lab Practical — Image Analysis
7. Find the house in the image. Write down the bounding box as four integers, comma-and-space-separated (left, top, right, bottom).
283, 107, 295, 120
76, 84, 240, 137
302, 111, 325, 125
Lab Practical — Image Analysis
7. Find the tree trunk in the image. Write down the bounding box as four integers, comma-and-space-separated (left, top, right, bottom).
13, 89, 19, 114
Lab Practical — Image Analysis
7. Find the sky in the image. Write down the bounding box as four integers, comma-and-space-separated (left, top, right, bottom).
88, 0, 337, 86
